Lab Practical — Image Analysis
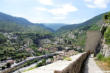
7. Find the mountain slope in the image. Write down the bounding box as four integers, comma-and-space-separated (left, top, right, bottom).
0, 12, 32, 25
0, 12, 52, 34
57, 12, 106, 33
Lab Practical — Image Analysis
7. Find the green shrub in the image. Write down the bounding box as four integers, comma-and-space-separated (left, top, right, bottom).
96, 53, 104, 60
6, 63, 11, 68
0, 33, 7, 44
104, 26, 110, 44
2, 66, 6, 70
97, 53, 110, 66
36, 62, 43, 67
36, 59, 46, 67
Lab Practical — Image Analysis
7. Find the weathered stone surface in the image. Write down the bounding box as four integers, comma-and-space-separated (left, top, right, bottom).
101, 43, 110, 57
23, 52, 89, 73
54, 52, 89, 73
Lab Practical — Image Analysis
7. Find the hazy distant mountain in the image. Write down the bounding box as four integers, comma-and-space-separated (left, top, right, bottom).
0, 12, 52, 34
34, 23, 54, 32
44, 23, 67, 31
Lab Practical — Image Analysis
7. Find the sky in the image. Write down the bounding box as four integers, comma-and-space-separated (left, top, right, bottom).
0, 0, 110, 24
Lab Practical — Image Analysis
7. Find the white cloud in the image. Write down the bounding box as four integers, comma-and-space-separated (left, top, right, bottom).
53, 16, 66, 20
37, 0, 53, 5
48, 4, 78, 16
34, 4, 78, 16
85, 0, 110, 8
35, 7, 48, 11
85, 0, 92, 2
32, 3, 78, 23
87, 4, 96, 8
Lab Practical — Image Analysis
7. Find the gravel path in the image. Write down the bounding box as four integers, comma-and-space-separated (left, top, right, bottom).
83, 55, 103, 73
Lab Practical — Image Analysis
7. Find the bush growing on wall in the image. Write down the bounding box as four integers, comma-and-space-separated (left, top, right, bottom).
36, 59, 46, 67
96, 53, 104, 60
104, 26, 110, 45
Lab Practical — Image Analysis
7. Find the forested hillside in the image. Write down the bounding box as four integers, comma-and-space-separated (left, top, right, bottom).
57, 12, 106, 34
0, 12, 52, 34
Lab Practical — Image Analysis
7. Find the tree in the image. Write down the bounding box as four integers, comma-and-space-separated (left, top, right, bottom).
104, 12, 110, 24
2, 66, 5, 70
6, 63, 11, 68
0, 33, 7, 44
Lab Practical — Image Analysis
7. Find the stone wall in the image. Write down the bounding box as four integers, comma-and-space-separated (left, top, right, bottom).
101, 39, 110, 57
54, 52, 89, 73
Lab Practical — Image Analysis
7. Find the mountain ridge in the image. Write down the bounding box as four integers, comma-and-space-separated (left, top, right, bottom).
0, 11, 108, 34
0, 12, 53, 34
56, 12, 107, 33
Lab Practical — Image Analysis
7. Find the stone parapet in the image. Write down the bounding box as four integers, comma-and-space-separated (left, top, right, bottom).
23, 52, 89, 73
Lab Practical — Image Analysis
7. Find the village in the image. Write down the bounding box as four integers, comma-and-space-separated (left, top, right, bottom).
0, 30, 84, 73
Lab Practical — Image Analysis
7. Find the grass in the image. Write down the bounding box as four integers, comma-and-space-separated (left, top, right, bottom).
63, 57, 72, 61
96, 60, 110, 71
96, 53, 104, 60
22, 66, 36, 72
23, 59, 46, 72
96, 53, 110, 71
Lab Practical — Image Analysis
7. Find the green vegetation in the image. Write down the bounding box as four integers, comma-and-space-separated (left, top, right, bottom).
6, 63, 11, 68
36, 59, 46, 67
96, 53, 104, 60
0, 33, 7, 44
57, 12, 105, 34
23, 59, 47, 72
56, 12, 104, 49
0, 21, 52, 34
0, 12, 53, 63
0, 11, 109, 71
89, 24, 101, 31
23, 66, 36, 72
104, 12, 110, 23
96, 53, 110, 66
0, 12, 53, 34
0, 32, 53, 61
63, 57, 72, 61
24, 59, 38, 66
104, 26, 110, 44
104, 12, 110, 44
75, 31, 86, 47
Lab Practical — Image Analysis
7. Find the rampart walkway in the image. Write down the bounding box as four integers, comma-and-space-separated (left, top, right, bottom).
83, 55, 103, 73
23, 52, 88, 73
